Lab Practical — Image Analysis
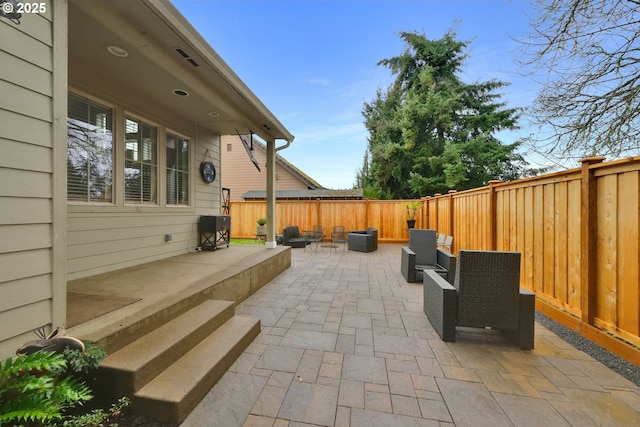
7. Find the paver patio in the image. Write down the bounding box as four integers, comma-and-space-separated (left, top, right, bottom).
181, 243, 640, 426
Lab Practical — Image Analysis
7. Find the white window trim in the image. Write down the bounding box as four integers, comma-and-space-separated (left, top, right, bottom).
123, 112, 160, 206
67, 89, 197, 212
67, 90, 118, 206
165, 129, 192, 207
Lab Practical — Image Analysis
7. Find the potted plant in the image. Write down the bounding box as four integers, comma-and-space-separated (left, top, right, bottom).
256, 217, 267, 236
406, 201, 421, 228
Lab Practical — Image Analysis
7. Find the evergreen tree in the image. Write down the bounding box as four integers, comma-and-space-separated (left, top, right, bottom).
362, 31, 537, 199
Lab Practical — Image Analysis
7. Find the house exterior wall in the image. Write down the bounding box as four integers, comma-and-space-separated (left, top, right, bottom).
0, 0, 67, 358
64, 1, 226, 280
66, 89, 223, 280
221, 134, 310, 201
1, 0, 284, 359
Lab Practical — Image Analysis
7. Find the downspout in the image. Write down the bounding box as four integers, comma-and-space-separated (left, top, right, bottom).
276, 139, 292, 152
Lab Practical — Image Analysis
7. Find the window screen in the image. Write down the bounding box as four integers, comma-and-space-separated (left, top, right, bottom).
67, 93, 113, 202
125, 117, 158, 204
166, 133, 190, 206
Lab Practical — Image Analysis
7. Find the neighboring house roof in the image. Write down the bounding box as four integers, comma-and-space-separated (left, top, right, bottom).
242, 189, 364, 200
251, 140, 324, 190
221, 134, 323, 201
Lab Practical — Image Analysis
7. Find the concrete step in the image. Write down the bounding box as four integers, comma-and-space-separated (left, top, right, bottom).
98, 299, 235, 397
132, 315, 261, 424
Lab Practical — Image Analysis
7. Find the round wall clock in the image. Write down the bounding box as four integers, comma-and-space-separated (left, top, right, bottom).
200, 161, 216, 183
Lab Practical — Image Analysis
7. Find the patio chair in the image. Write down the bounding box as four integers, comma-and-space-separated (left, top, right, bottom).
436, 233, 445, 246
282, 226, 306, 248
423, 250, 535, 349
439, 235, 453, 252
303, 225, 325, 251
348, 227, 378, 252
331, 225, 348, 250
401, 229, 456, 284
312, 224, 326, 243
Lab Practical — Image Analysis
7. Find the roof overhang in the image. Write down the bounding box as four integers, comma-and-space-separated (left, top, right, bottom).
68, 0, 294, 143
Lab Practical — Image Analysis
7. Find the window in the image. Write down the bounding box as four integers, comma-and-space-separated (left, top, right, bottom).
227, 143, 232, 151
166, 133, 190, 206
67, 93, 113, 202
125, 117, 158, 204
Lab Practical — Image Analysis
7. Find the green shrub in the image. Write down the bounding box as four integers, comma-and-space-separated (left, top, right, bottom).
63, 341, 107, 375
0, 351, 93, 425
0, 340, 127, 427
50, 396, 130, 427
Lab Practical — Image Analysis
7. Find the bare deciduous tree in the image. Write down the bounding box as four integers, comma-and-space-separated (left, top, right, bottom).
519, 0, 640, 160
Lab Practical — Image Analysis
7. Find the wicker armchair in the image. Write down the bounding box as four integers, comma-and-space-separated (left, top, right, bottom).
401, 229, 456, 283
439, 235, 453, 252
423, 250, 535, 349
348, 228, 378, 252
282, 226, 306, 248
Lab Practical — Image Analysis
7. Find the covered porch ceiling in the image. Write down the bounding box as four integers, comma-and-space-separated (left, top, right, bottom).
68, 0, 293, 143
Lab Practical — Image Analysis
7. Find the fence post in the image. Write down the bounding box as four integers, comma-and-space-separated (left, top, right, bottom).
448, 190, 456, 251
488, 180, 501, 251
365, 198, 370, 230
316, 198, 322, 229
579, 156, 605, 325
434, 194, 441, 232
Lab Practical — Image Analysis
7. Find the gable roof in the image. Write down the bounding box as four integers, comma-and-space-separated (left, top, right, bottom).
251, 139, 324, 189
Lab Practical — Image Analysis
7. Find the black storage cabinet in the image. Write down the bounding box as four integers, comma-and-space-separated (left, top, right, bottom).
198, 215, 230, 250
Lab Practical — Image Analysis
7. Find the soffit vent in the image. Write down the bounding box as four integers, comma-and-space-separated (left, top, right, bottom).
174, 48, 199, 67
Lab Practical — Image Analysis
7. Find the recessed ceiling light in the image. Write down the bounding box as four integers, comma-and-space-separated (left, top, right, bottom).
208, 111, 220, 117
173, 89, 189, 97
107, 45, 129, 58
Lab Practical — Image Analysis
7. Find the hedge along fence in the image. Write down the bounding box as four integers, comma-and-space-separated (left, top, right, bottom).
230, 199, 421, 242
424, 156, 640, 366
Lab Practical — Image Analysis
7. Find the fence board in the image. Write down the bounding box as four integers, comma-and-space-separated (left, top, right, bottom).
543, 184, 555, 296
596, 174, 618, 327
567, 179, 582, 310
617, 172, 639, 337
496, 191, 505, 251
523, 186, 534, 289
533, 185, 544, 294
555, 181, 568, 304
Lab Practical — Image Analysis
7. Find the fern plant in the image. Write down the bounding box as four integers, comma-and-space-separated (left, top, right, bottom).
0, 351, 93, 425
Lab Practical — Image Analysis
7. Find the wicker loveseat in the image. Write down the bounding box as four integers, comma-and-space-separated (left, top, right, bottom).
423, 250, 535, 349
347, 228, 378, 252
401, 229, 456, 284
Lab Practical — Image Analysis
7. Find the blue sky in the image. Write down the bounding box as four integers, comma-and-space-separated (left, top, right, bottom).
173, 0, 541, 189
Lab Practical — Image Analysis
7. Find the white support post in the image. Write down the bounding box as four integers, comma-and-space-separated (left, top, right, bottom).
265, 139, 277, 248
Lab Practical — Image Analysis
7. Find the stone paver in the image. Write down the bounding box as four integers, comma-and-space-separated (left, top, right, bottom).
181, 243, 640, 426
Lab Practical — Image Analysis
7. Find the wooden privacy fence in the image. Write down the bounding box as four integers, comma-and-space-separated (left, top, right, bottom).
425, 156, 640, 365
230, 199, 421, 242
229, 156, 640, 365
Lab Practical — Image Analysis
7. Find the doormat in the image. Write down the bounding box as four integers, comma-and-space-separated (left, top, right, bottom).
67, 292, 140, 328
